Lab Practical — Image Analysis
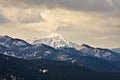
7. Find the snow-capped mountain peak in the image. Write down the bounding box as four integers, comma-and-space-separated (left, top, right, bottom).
32, 33, 78, 48
46, 33, 70, 44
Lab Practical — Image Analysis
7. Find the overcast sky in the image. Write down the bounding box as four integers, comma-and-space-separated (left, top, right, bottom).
0, 0, 120, 48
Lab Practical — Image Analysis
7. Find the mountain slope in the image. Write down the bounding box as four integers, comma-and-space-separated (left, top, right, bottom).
32, 35, 120, 61
1, 44, 120, 72
0, 35, 120, 72
76, 44, 120, 61
0, 35, 32, 58
112, 48, 120, 54
0, 54, 120, 80
0, 35, 31, 48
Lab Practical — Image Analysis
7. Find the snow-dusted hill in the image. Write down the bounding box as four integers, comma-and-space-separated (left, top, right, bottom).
0, 35, 31, 48
76, 44, 120, 61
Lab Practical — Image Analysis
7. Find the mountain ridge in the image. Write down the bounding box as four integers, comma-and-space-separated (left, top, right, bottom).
31, 34, 120, 61
0, 35, 120, 72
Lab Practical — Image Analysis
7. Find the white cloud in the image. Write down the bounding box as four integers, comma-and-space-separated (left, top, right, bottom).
0, 7, 43, 23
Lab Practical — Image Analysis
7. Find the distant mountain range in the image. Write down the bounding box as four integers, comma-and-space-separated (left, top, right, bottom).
32, 34, 120, 61
0, 35, 120, 72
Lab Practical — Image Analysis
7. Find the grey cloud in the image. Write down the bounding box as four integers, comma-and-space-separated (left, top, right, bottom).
56, 26, 82, 32
0, 15, 10, 24
113, 0, 120, 7
0, 6, 44, 24
0, 0, 119, 48
23, 0, 120, 11
0, 0, 120, 11
19, 14, 44, 24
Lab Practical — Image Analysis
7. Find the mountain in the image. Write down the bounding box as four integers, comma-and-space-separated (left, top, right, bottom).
0, 54, 120, 80
32, 34, 120, 61
0, 35, 32, 58
76, 44, 120, 61
1, 43, 119, 72
111, 48, 120, 54
32, 33, 78, 49
0, 35, 31, 48
0, 35, 120, 72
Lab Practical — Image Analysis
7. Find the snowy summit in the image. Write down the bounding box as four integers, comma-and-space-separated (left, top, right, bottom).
32, 33, 78, 49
